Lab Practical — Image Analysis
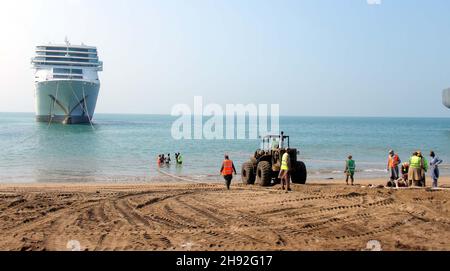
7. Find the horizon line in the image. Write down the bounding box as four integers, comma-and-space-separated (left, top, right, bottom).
0, 111, 448, 119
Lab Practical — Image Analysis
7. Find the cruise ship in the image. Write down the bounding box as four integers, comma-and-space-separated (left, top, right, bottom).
444, 88, 450, 109
31, 40, 103, 124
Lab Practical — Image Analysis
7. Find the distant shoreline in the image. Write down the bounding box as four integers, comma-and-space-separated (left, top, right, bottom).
1, 176, 449, 187
0, 112, 449, 119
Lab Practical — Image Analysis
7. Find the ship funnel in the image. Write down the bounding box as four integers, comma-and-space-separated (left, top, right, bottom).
444, 88, 450, 109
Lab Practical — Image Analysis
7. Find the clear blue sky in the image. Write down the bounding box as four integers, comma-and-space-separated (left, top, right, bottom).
0, 0, 449, 117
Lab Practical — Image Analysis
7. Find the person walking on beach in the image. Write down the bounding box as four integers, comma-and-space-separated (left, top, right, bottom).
279, 150, 291, 192
220, 155, 237, 190
387, 150, 401, 181
408, 151, 428, 187
345, 155, 355, 185
165, 153, 171, 164
430, 151, 443, 188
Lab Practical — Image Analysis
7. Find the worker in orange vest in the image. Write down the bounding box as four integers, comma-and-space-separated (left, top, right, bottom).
220, 154, 237, 190
387, 150, 401, 182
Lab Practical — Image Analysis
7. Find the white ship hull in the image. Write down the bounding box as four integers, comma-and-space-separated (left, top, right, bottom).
35, 80, 99, 124
31, 42, 103, 124
444, 88, 450, 109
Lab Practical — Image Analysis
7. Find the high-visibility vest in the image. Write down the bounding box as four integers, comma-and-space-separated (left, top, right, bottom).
222, 160, 233, 176
410, 156, 428, 171
388, 154, 399, 168
281, 153, 289, 170
409, 156, 421, 169
347, 159, 355, 172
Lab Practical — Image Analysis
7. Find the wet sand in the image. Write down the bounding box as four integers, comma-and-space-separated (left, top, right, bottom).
0, 177, 449, 251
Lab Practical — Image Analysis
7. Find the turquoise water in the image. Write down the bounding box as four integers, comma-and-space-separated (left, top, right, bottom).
1, 112, 449, 183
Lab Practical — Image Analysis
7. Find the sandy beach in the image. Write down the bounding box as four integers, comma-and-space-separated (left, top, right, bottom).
0, 177, 449, 251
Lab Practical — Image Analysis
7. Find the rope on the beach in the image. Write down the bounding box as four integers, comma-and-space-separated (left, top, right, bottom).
427, 187, 450, 191
367, 185, 450, 191
157, 168, 205, 184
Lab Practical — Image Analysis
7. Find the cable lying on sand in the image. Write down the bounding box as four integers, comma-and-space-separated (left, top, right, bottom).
157, 168, 204, 184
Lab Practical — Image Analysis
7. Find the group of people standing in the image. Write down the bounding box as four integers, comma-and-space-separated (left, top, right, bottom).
387, 150, 443, 188
346, 150, 443, 188
157, 152, 183, 167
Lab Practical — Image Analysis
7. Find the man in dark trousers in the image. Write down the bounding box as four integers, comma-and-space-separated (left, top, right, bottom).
220, 154, 237, 190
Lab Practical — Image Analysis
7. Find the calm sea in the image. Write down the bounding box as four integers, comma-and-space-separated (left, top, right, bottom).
1, 113, 449, 183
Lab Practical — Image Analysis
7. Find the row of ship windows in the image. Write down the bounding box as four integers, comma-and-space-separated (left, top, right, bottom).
34, 57, 98, 63
53, 75, 83, 79
36, 51, 98, 58
53, 68, 83, 74
36, 46, 97, 53
33, 62, 99, 67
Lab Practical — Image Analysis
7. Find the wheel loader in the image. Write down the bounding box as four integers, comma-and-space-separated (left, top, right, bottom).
241, 132, 307, 186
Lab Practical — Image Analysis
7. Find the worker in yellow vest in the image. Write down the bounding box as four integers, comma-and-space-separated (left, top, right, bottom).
408, 151, 428, 187
220, 154, 237, 190
278, 150, 291, 192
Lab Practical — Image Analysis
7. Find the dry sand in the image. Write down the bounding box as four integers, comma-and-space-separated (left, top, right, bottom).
0, 177, 450, 251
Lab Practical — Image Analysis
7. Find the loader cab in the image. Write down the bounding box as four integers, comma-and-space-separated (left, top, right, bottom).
260, 133, 290, 152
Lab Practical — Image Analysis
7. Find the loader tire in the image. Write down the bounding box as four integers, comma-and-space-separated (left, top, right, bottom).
256, 161, 272, 186
241, 162, 255, 185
